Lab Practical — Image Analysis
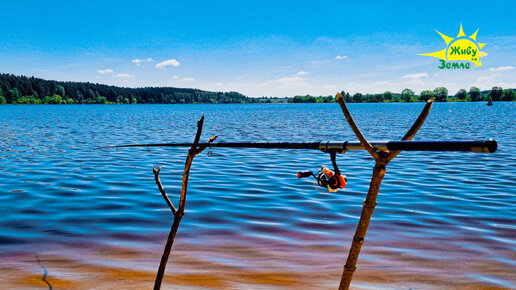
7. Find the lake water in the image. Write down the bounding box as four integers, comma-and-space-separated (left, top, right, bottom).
0, 102, 515, 288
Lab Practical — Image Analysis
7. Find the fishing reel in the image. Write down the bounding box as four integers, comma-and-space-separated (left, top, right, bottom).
297, 151, 347, 192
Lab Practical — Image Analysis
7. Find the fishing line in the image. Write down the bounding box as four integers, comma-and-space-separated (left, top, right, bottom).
207, 143, 213, 157
313, 178, 326, 194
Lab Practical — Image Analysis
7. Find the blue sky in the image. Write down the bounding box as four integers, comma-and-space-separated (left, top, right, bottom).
1, 0, 515, 97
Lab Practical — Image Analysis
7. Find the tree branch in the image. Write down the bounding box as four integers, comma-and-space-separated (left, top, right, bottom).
191, 115, 205, 153
154, 116, 215, 290
152, 167, 177, 215
387, 97, 435, 161
179, 116, 207, 212
336, 93, 379, 160
400, 98, 435, 141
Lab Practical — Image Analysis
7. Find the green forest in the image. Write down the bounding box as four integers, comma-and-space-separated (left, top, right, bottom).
290, 87, 516, 103
0, 73, 514, 104
0, 73, 249, 104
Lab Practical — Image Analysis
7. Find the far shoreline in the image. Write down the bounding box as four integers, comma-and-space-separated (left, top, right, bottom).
1, 73, 515, 105
0, 100, 512, 105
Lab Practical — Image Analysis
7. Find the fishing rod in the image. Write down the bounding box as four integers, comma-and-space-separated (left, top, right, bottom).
100, 139, 496, 192
101, 139, 497, 153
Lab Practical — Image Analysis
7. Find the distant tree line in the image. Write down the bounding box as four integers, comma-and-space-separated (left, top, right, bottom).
288, 87, 515, 103
341, 86, 515, 103
1, 73, 514, 105
0, 73, 250, 104
288, 95, 335, 103
253, 97, 289, 103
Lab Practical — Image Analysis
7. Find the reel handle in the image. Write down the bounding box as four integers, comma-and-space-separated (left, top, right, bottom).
297, 171, 313, 178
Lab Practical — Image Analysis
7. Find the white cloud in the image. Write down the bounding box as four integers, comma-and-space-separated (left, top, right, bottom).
156, 59, 180, 68
401, 72, 428, 79
322, 84, 337, 90
275, 76, 306, 84
171, 75, 179, 79
267, 77, 313, 92
335, 55, 348, 59
371, 81, 391, 86
477, 76, 492, 82
132, 58, 154, 66
98, 69, 113, 74
488, 66, 515, 72
404, 78, 425, 86
116, 73, 135, 78
183, 77, 195, 81
297, 70, 309, 75
197, 77, 341, 98
309, 59, 332, 64
343, 81, 399, 95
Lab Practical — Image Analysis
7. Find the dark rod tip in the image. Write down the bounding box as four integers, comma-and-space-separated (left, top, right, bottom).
486, 139, 497, 153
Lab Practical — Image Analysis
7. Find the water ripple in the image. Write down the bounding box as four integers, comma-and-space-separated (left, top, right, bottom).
0, 102, 514, 287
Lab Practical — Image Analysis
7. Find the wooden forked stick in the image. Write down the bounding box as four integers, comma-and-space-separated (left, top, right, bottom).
153, 115, 217, 290
336, 95, 434, 289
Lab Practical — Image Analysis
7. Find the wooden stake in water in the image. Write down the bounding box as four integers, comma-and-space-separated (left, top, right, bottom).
152, 115, 217, 290
336, 93, 435, 289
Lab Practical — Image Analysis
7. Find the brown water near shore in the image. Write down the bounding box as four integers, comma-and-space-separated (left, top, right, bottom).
1, 240, 513, 289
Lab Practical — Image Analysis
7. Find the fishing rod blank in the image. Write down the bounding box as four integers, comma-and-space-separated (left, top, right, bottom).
102, 139, 497, 153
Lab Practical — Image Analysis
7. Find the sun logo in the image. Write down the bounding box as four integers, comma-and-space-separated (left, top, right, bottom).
419, 23, 487, 69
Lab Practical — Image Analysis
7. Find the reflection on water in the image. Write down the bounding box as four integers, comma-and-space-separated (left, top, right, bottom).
0, 102, 514, 288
